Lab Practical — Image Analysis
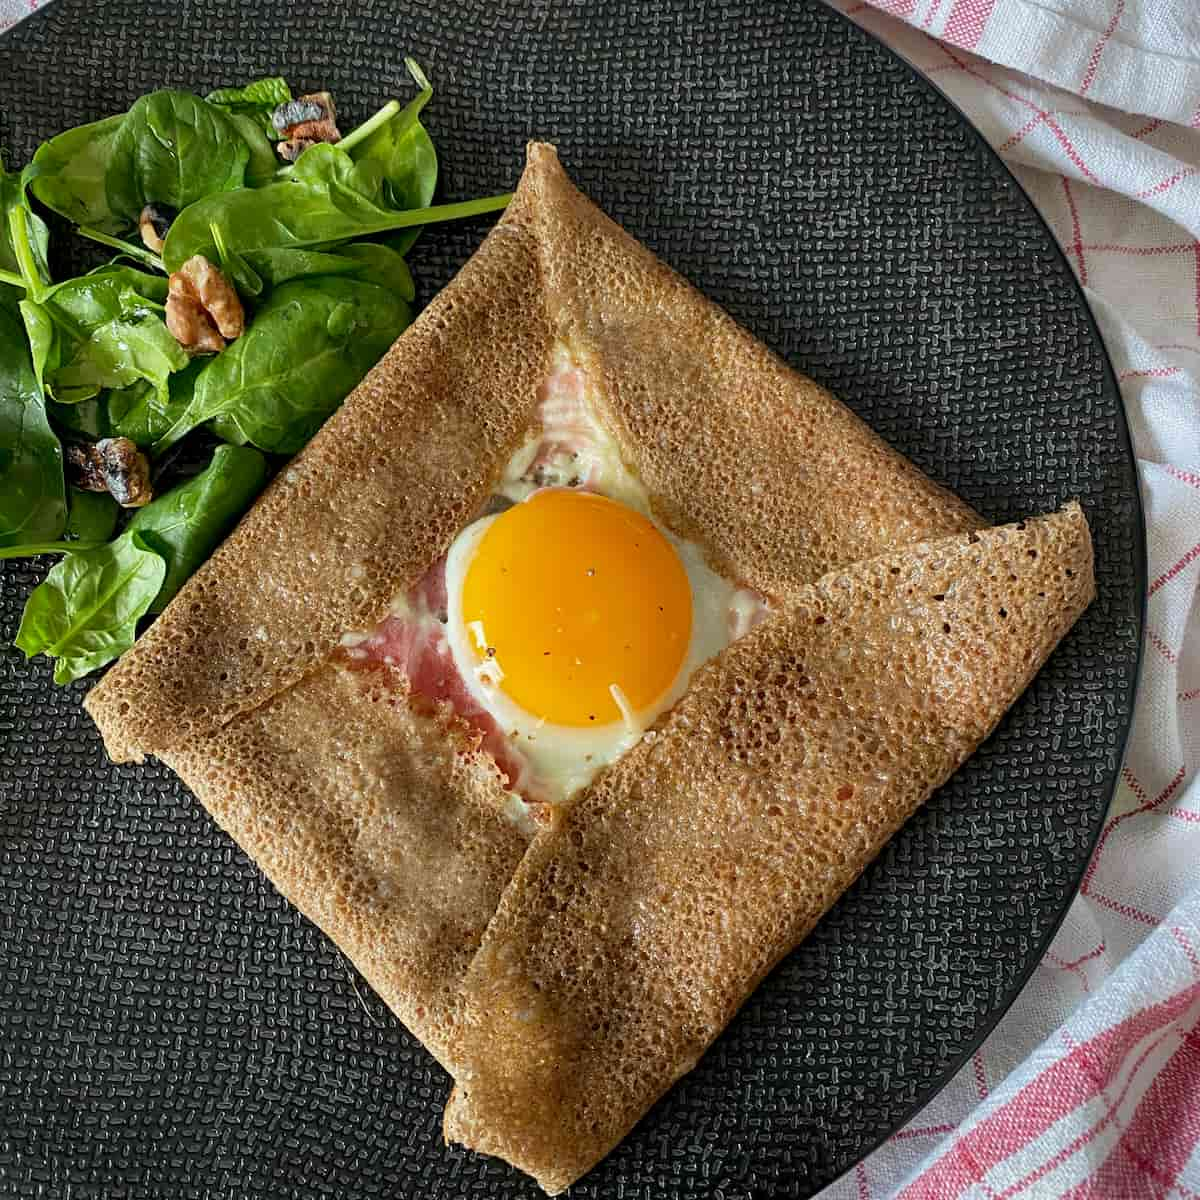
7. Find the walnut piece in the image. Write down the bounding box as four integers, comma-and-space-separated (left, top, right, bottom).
166, 254, 244, 354
277, 138, 321, 163
138, 203, 176, 254
66, 438, 153, 508
272, 91, 341, 162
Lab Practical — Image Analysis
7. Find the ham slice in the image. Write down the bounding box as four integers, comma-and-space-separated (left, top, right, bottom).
340, 560, 539, 806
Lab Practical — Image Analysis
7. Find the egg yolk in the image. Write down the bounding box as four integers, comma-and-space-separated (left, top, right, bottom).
460, 489, 693, 727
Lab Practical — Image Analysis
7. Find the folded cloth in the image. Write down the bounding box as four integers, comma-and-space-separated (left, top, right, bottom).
0, 1, 34, 33
819, 2, 1200, 1196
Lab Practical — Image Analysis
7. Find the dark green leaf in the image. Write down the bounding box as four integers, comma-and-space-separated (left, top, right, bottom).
156, 276, 410, 454
240, 246, 365, 288
50, 358, 201, 446
125, 443, 267, 611
348, 58, 437, 256
207, 77, 291, 141
49, 312, 188, 403
101, 381, 155, 441
105, 90, 250, 224
14, 530, 165, 684
64, 488, 119, 542
19, 298, 57, 395
20, 266, 186, 405
234, 242, 415, 299
207, 77, 292, 110
0, 290, 65, 546
0, 540, 103, 559
1, 164, 52, 296
211, 221, 263, 298
40, 265, 169, 323
29, 113, 126, 233
227, 113, 280, 187
335, 242, 416, 301
48, 394, 109, 438
106, 358, 203, 446
163, 141, 511, 271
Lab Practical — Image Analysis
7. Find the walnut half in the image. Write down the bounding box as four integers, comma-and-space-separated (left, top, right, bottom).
272, 91, 341, 162
138, 203, 176, 254
66, 437, 153, 508
166, 255, 245, 354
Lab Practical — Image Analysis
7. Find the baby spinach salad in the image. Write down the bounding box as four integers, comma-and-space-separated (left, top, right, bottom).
0, 59, 511, 683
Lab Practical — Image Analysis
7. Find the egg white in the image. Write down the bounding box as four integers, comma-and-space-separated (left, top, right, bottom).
444, 507, 742, 803
442, 347, 762, 805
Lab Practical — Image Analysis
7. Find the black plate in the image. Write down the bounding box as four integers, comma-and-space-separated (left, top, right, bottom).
0, 2, 1144, 1197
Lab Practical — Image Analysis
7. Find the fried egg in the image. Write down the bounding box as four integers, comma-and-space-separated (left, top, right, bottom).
441, 347, 764, 803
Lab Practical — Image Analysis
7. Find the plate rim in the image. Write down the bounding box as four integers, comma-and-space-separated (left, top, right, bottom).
814, 5, 1148, 1191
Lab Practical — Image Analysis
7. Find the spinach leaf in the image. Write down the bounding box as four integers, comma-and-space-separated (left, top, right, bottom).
232, 242, 415, 298
0, 540, 104, 559
50, 312, 187, 404
348, 58, 437, 255
207, 77, 291, 140
19, 299, 57, 394
126, 443, 266, 611
107, 358, 203, 445
227, 113, 280, 188
48, 395, 109, 438
29, 113, 126, 233
156, 276, 410, 454
336, 242, 416, 300
20, 265, 186, 405
241, 246, 364, 288
49, 359, 201, 445
77, 225, 165, 273
65, 488, 119, 542
211, 221, 264, 298
211, 80, 290, 187
1, 163, 52, 296
163, 142, 511, 271
102, 382, 154, 439
37, 264, 168, 321
0, 290, 65, 546
14, 530, 165, 684
105, 90, 250, 224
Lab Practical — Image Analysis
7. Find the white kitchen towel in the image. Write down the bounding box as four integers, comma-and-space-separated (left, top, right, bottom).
819, 2, 1200, 1196
0, 0, 36, 33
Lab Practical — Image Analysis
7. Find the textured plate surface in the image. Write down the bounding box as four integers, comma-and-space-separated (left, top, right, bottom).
0, 1, 1142, 1197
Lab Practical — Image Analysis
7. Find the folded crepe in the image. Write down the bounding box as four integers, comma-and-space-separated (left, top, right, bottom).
443, 505, 1094, 1192
83, 143, 1092, 1180
86, 143, 982, 764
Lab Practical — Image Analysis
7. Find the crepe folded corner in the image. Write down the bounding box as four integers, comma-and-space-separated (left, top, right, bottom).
443, 504, 1094, 1193
84, 142, 982, 766
80, 140, 1093, 1184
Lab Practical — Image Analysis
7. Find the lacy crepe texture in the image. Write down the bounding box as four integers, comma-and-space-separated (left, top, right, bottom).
85, 143, 1095, 1192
